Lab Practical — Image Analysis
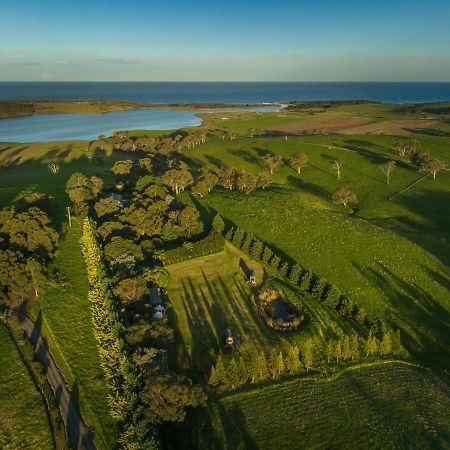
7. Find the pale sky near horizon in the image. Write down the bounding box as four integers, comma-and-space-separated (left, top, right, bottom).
1, 0, 450, 81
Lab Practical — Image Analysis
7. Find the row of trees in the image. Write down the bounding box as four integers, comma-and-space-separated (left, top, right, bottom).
209, 329, 403, 392
225, 225, 386, 337
0, 192, 59, 307
95, 129, 207, 156
209, 345, 307, 391
81, 218, 158, 449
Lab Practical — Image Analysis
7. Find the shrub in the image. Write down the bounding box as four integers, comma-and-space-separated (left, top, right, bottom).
311, 277, 327, 300
232, 227, 245, 248
279, 262, 290, 278
262, 246, 273, 264
323, 284, 340, 306
251, 239, 264, 260
164, 232, 224, 265
211, 213, 225, 234
289, 264, 302, 285
270, 255, 281, 271
242, 233, 255, 254
299, 269, 313, 291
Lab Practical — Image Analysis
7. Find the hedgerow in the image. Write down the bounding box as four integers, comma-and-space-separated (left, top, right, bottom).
163, 232, 224, 265
81, 218, 158, 450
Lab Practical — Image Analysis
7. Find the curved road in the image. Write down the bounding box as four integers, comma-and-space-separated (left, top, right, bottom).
5, 308, 95, 450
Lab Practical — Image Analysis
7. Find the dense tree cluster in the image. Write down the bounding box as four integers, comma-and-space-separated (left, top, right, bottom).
0, 193, 58, 307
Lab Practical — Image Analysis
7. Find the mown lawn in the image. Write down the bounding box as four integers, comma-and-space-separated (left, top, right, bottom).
37, 219, 118, 449
0, 323, 54, 449
199, 362, 450, 450
166, 243, 287, 374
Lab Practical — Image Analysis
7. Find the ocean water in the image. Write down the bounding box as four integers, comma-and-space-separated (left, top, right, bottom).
0, 106, 280, 142
2, 82, 450, 142
1, 82, 450, 104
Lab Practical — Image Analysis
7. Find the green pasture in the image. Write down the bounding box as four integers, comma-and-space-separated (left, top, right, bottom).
179, 132, 450, 369
0, 323, 54, 449
198, 362, 450, 450
166, 243, 286, 373
34, 219, 118, 449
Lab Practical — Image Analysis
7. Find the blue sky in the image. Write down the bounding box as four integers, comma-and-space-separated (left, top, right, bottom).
1, 0, 450, 81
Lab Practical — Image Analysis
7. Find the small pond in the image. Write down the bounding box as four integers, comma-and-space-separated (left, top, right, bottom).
269, 300, 294, 322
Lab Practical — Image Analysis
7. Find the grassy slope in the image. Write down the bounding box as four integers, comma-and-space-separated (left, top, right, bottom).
0, 141, 131, 225
166, 243, 286, 373
202, 362, 450, 450
180, 133, 450, 369
37, 219, 118, 449
0, 323, 54, 449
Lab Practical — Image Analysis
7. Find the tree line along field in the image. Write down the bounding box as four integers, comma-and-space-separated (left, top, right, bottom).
194, 362, 450, 450
29, 219, 118, 449
0, 323, 54, 449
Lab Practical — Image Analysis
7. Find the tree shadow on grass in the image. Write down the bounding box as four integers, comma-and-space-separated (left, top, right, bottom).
287, 175, 331, 201
229, 148, 261, 165
352, 260, 450, 370
204, 154, 225, 169
214, 401, 258, 450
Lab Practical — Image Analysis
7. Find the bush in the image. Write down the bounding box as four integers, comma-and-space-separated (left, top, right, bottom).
270, 255, 281, 271
242, 233, 255, 254
311, 277, 327, 300
299, 269, 313, 291
212, 213, 225, 234
232, 227, 245, 248
289, 264, 302, 285
279, 262, 290, 278
164, 232, 224, 265
262, 246, 273, 264
251, 239, 264, 260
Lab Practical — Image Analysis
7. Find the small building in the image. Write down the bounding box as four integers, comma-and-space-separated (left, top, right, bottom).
108, 192, 125, 208
149, 287, 163, 306
249, 270, 256, 285
153, 304, 166, 321
224, 328, 240, 348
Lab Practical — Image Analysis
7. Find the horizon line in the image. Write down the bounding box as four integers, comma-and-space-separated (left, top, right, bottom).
2, 80, 450, 83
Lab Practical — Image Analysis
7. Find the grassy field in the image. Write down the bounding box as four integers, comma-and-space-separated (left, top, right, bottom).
166, 243, 367, 375
197, 362, 450, 450
177, 132, 450, 369
0, 140, 131, 226
33, 219, 118, 449
166, 243, 288, 374
0, 323, 55, 449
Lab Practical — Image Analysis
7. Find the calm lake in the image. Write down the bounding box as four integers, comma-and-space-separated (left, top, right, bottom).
0, 106, 281, 143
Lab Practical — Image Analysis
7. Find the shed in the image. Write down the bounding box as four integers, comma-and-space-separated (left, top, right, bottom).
153, 304, 166, 321
249, 270, 256, 285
